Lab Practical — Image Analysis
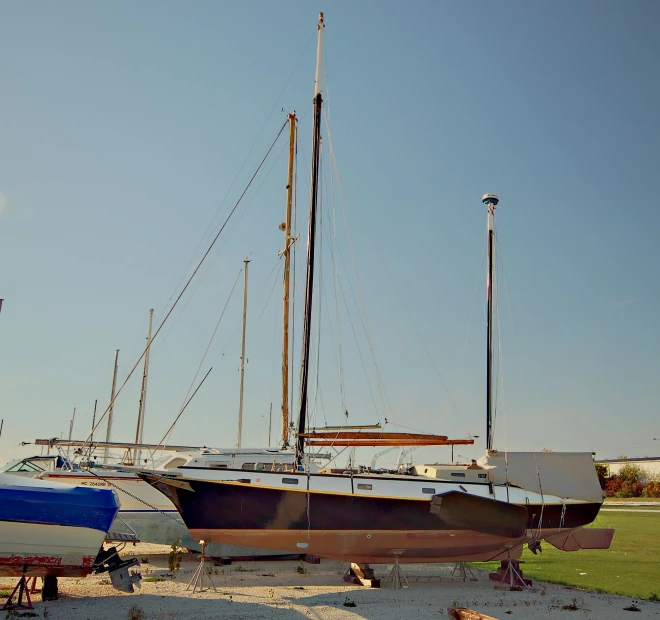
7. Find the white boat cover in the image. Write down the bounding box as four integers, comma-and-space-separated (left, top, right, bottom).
477, 451, 604, 503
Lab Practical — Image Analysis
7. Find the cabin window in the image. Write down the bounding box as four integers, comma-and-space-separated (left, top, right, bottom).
357, 483, 373, 490
422, 487, 436, 494
478, 473, 487, 478
209, 463, 228, 469
450, 472, 466, 477
282, 477, 299, 485
241, 463, 255, 470
164, 458, 187, 469
7, 460, 48, 473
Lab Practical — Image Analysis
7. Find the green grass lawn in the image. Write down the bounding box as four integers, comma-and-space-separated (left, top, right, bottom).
472, 512, 660, 600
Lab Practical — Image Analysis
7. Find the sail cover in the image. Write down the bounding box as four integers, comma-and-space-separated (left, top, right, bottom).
478, 451, 604, 503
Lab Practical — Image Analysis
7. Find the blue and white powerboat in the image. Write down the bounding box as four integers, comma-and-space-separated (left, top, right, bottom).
0, 473, 119, 578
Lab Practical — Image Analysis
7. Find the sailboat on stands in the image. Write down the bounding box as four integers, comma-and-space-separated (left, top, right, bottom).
138, 13, 613, 566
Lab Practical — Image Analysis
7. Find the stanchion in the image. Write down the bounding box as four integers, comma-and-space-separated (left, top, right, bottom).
187, 540, 217, 594
451, 562, 477, 581
382, 552, 409, 589
2, 567, 33, 611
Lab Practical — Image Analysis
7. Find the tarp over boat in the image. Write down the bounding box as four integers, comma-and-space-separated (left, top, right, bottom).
0, 472, 119, 532
478, 451, 604, 503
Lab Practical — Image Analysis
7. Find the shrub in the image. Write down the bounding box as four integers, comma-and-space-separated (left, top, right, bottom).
642, 481, 660, 498
616, 480, 644, 498
605, 476, 623, 497
168, 540, 183, 575
619, 463, 647, 484
594, 463, 608, 490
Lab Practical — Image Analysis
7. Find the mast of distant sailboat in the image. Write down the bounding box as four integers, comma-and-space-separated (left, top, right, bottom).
104, 349, 120, 464
237, 258, 250, 448
135, 308, 154, 463
295, 13, 325, 467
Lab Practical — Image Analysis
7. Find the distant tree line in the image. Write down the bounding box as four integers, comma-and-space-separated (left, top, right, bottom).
595, 461, 660, 498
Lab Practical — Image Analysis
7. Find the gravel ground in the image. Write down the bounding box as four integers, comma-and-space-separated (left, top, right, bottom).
1, 543, 657, 619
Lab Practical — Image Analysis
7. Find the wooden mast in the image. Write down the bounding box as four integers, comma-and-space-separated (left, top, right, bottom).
103, 349, 119, 464
280, 112, 297, 447
295, 13, 325, 467
482, 194, 499, 451
237, 257, 250, 448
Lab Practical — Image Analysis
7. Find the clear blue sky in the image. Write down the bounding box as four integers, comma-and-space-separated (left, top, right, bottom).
1, 1, 658, 466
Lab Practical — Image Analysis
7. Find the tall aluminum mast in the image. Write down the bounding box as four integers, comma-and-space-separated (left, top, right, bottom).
482, 193, 499, 451
295, 13, 325, 467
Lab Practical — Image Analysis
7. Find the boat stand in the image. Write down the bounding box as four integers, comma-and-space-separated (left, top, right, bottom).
343, 563, 380, 588
2, 568, 33, 611
187, 541, 217, 594
488, 559, 532, 589
27, 576, 41, 594
451, 562, 477, 582
382, 553, 409, 589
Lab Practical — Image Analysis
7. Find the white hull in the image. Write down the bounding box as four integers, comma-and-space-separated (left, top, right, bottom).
42, 471, 175, 512
0, 520, 105, 577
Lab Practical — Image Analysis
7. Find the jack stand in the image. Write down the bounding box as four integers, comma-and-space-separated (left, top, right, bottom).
187, 540, 217, 594
27, 576, 41, 594
2, 569, 33, 611
451, 562, 476, 582
488, 558, 532, 589
382, 553, 409, 589
343, 563, 380, 588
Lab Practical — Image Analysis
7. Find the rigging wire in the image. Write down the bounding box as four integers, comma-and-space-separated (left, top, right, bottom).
217, 259, 284, 357
322, 112, 471, 438
328, 139, 347, 415
310, 148, 324, 431
267, 300, 278, 445
82, 119, 290, 450
455, 240, 486, 412
319, 272, 342, 422
492, 221, 500, 445
330, 251, 384, 421
493, 223, 506, 451
158, 114, 299, 352
255, 261, 285, 325
157, 124, 293, 348
153, 267, 244, 452
323, 109, 394, 423
152, 367, 214, 456
158, 32, 315, 318
318, 112, 349, 418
